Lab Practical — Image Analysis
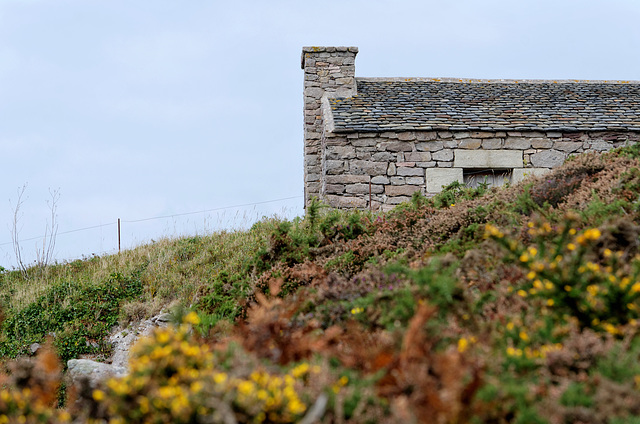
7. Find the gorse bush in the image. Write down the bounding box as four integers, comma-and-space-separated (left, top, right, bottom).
486, 218, 640, 331
90, 314, 314, 423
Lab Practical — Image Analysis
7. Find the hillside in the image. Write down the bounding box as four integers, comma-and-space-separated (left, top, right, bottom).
2, 145, 640, 422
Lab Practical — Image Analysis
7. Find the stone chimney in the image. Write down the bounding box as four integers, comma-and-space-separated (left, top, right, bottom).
301, 46, 358, 206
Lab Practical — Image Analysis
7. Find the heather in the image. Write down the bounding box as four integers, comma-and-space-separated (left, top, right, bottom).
2, 145, 640, 422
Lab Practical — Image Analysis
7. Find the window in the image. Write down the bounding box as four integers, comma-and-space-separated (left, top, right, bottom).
463, 168, 512, 189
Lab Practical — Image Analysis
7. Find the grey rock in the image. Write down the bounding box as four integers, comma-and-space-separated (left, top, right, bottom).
504, 137, 531, 150
326, 195, 367, 208
587, 141, 614, 151
416, 141, 444, 152
385, 142, 413, 152
325, 175, 369, 184
30, 343, 41, 354
385, 186, 422, 196
481, 138, 502, 149
553, 141, 582, 153
371, 176, 389, 184
416, 132, 437, 141
432, 149, 454, 161
387, 162, 397, 176
531, 138, 553, 149
397, 132, 416, 141
153, 313, 172, 324
405, 152, 432, 162
371, 152, 395, 161
396, 167, 424, 176
530, 150, 566, 168
67, 359, 126, 389
458, 139, 482, 149
406, 177, 425, 185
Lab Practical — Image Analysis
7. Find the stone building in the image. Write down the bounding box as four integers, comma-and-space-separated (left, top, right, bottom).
302, 46, 640, 210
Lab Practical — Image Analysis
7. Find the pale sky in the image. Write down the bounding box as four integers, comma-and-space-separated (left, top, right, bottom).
1, 0, 639, 267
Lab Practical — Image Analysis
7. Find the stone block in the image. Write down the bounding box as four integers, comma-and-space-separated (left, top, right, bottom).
307, 182, 321, 195
438, 131, 453, 139
346, 184, 384, 195
325, 175, 369, 184
471, 131, 496, 138
398, 132, 416, 141
326, 146, 356, 159
387, 162, 396, 176
372, 152, 395, 161
326, 195, 367, 209
385, 196, 413, 205
390, 177, 405, 185
385, 185, 422, 196
454, 132, 471, 139
397, 167, 425, 176
443, 140, 458, 148
454, 150, 522, 168
405, 152, 432, 162
406, 177, 425, 185
306, 173, 321, 182
459, 139, 482, 149
531, 138, 552, 149
481, 138, 502, 149
351, 138, 377, 147
385, 142, 413, 152
553, 141, 582, 153
504, 137, 532, 150
530, 150, 565, 168
426, 168, 464, 193
325, 184, 345, 194
416, 141, 444, 152
511, 168, 551, 184
371, 176, 389, 184
325, 160, 346, 174
397, 161, 416, 167
304, 87, 324, 99
350, 160, 388, 175
325, 136, 348, 146
587, 141, 614, 151
381, 132, 399, 139
432, 149, 454, 161
416, 161, 437, 168
416, 132, 437, 141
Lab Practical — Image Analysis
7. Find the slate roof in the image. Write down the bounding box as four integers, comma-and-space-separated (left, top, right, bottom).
329, 78, 640, 132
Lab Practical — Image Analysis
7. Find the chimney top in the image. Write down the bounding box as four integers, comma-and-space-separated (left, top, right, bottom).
301, 46, 358, 69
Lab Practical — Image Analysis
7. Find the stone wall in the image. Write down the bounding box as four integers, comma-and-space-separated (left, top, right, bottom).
321, 130, 639, 210
301, 47, 358, 205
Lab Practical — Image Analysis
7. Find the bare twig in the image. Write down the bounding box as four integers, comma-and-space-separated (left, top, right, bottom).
35, 188, 60, 270
10, 184, 28, 278
10, 185, 60, 278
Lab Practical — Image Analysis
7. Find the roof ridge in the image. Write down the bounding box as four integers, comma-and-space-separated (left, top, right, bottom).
356, 77, 640, 84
